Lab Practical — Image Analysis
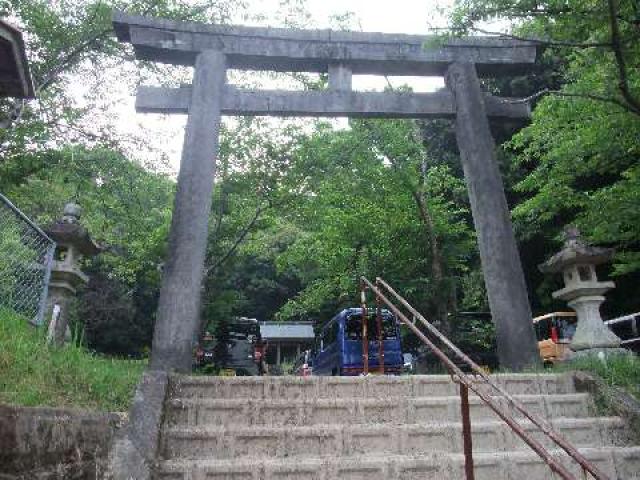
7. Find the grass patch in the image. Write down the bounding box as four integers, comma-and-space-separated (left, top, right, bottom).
0, 308, 145, 411
554, 353, 640, 400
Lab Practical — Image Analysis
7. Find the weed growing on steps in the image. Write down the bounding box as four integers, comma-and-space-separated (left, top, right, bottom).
554, 354, 640, 400
551, 354, 640, 441
0, 308, 145, 411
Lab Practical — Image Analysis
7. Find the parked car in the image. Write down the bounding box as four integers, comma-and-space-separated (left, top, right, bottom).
312, 308, 403, 376
194, 332, 215, 369
605, 312, 640, 353
194, 318, 264, 375
222, 318, 262, 376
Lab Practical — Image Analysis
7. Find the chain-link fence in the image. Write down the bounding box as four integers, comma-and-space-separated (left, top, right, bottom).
0, 193, 55, 325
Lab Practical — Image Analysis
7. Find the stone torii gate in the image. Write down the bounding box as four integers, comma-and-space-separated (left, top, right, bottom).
113, 11, 540, 371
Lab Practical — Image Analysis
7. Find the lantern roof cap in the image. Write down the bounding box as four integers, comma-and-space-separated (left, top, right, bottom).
539, 226, 614, 274
44, 203, 102, 256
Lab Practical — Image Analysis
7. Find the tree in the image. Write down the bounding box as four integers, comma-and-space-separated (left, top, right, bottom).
349, 117, 474, 337
448, 0, 640, 316
198, 117, 308, 339
0, 0, 246, 182
272, 119, 476, 342
450, 0, 640, 115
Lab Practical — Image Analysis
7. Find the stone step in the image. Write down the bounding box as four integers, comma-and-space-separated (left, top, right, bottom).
153, 446, 640, 480
166, 393, 593, 428
169, 373, 575, 401
161, 417, 628, 460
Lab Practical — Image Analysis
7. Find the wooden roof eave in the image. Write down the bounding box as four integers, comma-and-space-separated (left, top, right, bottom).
0, 20, 35, 99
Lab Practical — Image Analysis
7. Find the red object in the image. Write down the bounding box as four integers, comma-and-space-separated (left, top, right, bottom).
550, 326, 559, 343
254, 343, 266, 362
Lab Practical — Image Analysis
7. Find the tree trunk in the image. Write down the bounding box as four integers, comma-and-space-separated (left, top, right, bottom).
412, 156, 451, 338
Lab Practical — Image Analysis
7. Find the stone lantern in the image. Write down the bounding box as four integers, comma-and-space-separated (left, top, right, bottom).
44, 203, 101, 345
539, 226, 625, 358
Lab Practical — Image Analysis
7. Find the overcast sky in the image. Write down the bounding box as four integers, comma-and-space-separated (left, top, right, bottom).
295, 0, 450, 92
113, 0, 454, 173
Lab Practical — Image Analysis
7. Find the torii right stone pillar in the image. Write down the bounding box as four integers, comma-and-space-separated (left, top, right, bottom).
150, 50, 227, 372
446, 62, 540, 370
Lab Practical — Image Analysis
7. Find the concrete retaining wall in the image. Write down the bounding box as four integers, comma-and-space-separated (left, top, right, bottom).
0, 404, 122, 479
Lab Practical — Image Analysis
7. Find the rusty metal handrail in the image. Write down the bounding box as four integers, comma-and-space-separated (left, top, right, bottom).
374, 276, 610, 479
361, 276, 610, 480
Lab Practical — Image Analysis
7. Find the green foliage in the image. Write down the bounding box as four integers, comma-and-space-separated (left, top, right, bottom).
446, 0, 640, 320
577, 165, 640, 275
193, 113, 485, 353
4, 147, 174, 282
511, 74, 639, 277
270, 118, 477, 333
510, 96, 640, 250
458, 270, 489, 312
200, 118, 307, 334
4, 147, 174, 354
449, 0, 640, 278
0, 308, 145, 410
454, 317, 496, 351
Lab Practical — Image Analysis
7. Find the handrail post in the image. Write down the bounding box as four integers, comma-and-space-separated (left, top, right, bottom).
360, 280, 369, 375
375, 279, 385, 374
460, 382, 475, 480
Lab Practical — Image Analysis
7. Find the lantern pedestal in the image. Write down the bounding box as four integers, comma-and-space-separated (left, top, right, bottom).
566, 296, 628, 358
46, 263, 89, 345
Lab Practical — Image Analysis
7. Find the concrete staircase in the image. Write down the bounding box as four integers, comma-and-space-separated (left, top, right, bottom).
155, 374, 640, 479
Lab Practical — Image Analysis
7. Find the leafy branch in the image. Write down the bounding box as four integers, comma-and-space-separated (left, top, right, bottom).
506, 88, 640, 115
607, 0, 640, 114
204, 202, 270, 277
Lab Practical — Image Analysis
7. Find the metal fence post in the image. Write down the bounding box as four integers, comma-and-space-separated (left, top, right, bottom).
35, 243, 56, 325
0, 193, 56, 324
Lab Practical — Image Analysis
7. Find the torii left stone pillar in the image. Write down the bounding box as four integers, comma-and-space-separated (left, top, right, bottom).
150, 50, 226, 371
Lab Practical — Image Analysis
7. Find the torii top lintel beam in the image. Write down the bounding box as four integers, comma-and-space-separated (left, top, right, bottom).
112, 11, 537, 77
